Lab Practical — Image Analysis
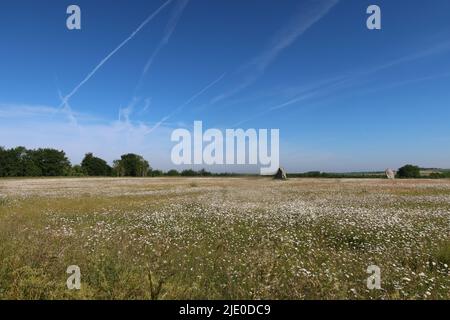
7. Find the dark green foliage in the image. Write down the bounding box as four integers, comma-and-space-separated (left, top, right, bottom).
198, 169, 212, 176
0, 146, 32, 176
81, 153, 111, 176
429, 172, 450, 179
290, 171, 385, 179
112, 153, 150, 177
70, 165, 86, 177
21, 154, 42, 176
155, 169, 213, 177
181, 169, 198, 176
179, 169, 213, 177
28, 148, 71, 176
397, 164, 421, 179
0, 146, 69, 177
149, 170, 164, 177
166, 169, 180, 176
292, 171, 323, 178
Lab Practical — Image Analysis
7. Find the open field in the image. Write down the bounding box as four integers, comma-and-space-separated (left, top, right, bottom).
0, 177, 449, 300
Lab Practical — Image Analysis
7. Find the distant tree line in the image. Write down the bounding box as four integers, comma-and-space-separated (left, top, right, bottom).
428, 171, 450, 179
396, 164, 450, 179
291, 165, 450, 179
0, 146, 220, 178
1, 146, 449, 179
290, 171, 386, 179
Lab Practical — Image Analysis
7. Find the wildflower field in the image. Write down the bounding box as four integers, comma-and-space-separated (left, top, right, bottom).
0, 177, 448, 300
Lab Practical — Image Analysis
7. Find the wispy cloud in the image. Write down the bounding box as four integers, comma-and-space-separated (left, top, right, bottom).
0, 102, 174, 167
360, 40, 450, 76
232, 76, 345, 126
59, 0, 173, 107
150, 72, 226, 132
118, 96, 140, 124
139, 98, 152, 114
0, 103, 91, 123
0, 104, 58, 118
233, 40, 450, 126
210, 0, 339, 105
351, 71, 450, 98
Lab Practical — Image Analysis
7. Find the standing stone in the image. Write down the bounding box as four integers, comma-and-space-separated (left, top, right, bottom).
385, 168, 396, 180
274, 167, 287, 180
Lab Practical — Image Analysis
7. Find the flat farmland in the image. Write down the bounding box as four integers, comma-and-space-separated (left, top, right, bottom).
0, 177, 449, 299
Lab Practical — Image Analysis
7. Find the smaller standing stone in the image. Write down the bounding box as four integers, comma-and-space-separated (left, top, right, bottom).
274, 167, 287, 180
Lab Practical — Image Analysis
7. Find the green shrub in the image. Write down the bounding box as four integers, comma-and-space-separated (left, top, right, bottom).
397, 165, 421, 178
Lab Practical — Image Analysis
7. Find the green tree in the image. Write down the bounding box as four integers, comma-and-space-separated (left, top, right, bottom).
112, 159, 124, 177
166, 169, 180, 176
81, 153, 111, 176
29, 148, 71, 176
0, 147, 4, 176
150, 169, 163, 177
21, 149, 42, 176
0, 146, 11, 177
0, 147, 22, 176
0, 146, 42, 177
113, 154, 150, 177
198, 169, 212, 176
70, 165, 86, 177
181, 169, 198, 177
397, 164, 421, 179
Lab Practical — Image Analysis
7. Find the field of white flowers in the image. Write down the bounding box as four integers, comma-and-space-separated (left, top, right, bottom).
0, 177, 449, 299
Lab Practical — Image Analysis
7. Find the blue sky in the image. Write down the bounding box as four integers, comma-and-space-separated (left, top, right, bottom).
1, 0, 450, 172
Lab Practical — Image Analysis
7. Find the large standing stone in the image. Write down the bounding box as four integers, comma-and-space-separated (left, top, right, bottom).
274, 167, 287, 180
385, 168, 396, 180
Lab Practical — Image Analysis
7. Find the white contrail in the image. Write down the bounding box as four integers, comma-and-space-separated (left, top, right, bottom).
122, 0, 188, 118
59, 0, 173, 107
142, 0, 189, 75
129, 0, 189, 97
149, 72, 226, 132
57, 89, 79, 128
232, 40, 450, 127
209, 0, 339, 105
253, 0, 339, 72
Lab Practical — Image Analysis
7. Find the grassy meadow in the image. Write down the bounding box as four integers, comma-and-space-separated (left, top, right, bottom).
0, 177, 449, 299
